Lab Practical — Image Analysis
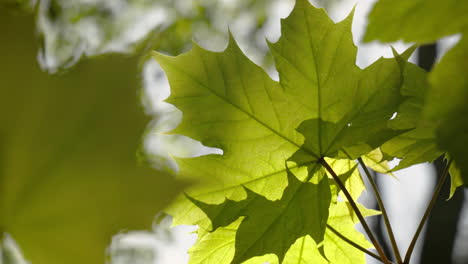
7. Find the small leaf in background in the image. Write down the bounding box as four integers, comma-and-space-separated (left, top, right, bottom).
448, 160, 464, 199
0, 10, 185, 264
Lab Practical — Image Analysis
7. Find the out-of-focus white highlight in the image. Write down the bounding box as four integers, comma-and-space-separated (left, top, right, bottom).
110, 216, 197, 264
142, 59, 223, 172
378, 162, 436, 264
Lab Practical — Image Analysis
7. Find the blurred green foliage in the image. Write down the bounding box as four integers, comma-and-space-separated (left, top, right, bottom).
0, 7, 187, 264
2, 0, 280, 72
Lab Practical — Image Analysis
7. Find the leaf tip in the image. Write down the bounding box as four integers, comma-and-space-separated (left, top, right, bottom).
225, 29, 242, 53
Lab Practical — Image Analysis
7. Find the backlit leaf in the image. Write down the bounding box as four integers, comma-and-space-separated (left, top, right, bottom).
187, 168, 330, 264
155, 0, 411, 263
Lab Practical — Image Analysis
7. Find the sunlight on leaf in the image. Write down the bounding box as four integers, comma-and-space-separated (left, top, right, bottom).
154, 0, 416, 263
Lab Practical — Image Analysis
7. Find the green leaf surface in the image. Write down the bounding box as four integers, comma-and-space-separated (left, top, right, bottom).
0, 10, 185, 264
428, 38, 468, 187
271, 0, 407, 161
366, 0, 468, 189
380, 49, 442, 171
325, 159, 364, 201
187, 168, 330, 264
448, 161, 464, 199
361, 149, 393, 176
187, 195, 377, 264
365, 0, 468, 43
155, 0, 411, 263
172, 159, 363, 264
155, 0, 407, 215
323, 202, 378, 264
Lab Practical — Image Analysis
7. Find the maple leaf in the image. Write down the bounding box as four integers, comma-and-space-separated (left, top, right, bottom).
428, 37, 468, 190
155, 0, 407, 211
365, 0, 468, 43
0, 11, 185, 264
366, 0, 468, 190
154, 0, 411, 263
377, 49, 443, 171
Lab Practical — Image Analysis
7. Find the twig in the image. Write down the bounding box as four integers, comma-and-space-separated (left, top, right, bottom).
403, 159, 453, 264
358, 157, 402, 264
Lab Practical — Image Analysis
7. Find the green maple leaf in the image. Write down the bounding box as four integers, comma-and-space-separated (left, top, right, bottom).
155, 0, 407, 208
428, 37, 468, 190
154, 0, 411, 262
0, 11, 185, 264
366, 0, 468, 190
271, 6, 408, 163
377, 48, 443, 171
365, 0, 468, 43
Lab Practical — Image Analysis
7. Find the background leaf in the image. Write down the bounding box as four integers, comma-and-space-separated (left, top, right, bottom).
380, 50, 442, 171
428, 37, 468, 188
365, 0, 468, 43
366, 0, 468, 190
0, 10, 185, 264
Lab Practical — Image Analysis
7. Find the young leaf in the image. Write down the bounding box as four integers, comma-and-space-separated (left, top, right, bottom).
0, 11, 185, 264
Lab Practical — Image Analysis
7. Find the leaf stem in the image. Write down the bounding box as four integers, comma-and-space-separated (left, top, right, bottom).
358, 157, 403, 264
403, 159, 453, 264
318, 158, 391, 264
327, 224, 383, 262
